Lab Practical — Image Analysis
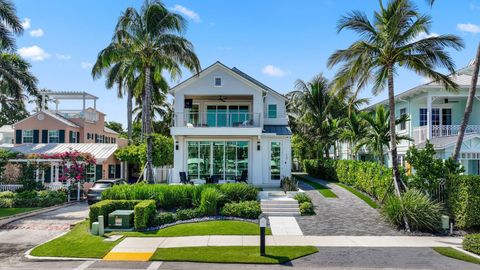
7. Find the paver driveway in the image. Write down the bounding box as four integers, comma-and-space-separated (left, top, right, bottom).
0, 202, 89, 266
295, 175, 402, 236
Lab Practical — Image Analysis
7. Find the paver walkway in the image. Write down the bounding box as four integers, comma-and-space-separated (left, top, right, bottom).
269, 217, 303, 235
103, 235, 463, 261
295, 174, 401, 236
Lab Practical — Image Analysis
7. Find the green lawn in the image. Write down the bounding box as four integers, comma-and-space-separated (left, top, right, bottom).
151, 246, 318, 264
294, 175, 337, 198
30, 220, 123, 258
335, 183, 379, 209
118, 220, 272, 237
433, 247, 480, 265
0, 208, 40, 218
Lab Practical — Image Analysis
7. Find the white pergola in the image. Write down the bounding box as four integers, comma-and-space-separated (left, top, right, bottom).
8, 158, 63, 183
39, 90, 98, 112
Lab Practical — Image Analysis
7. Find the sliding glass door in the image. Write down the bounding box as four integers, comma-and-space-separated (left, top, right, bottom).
187, 141, 249, 180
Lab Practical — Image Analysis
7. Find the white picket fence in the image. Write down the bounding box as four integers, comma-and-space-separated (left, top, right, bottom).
0, 184, 23, 192
0, 182, 70, 192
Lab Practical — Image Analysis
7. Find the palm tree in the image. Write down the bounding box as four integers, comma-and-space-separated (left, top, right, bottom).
327, 0, 463, 202
95, 0, 200, 182
339, 111, 368, 160
0, 0, 23, 50
357, 105, 410, 164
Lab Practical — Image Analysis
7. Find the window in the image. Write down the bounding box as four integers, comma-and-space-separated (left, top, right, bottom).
442, 108, 452, 125
431, 108, 440, 125
48, 130, 59, 143
270, 142, 281, 180
71, 132, 77, 143
399, 108, 407, 130
108, 165, 116, 178
214, 77, 222, 87
22, 130, 33, 143
86, 165, 96, 182
268, 104, 277, 118
419, 108, 428, 126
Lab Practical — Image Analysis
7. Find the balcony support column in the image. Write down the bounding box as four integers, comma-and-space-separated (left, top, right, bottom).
427, 95, 432, 140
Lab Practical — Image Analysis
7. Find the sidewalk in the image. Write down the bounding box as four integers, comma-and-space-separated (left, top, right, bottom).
103, 235, 463, 261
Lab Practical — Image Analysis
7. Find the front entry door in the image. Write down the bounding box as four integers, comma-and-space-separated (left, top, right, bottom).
270, 141, 282, 182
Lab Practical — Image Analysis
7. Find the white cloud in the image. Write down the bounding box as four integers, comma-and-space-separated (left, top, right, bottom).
470, 2, 480, 11
29, 28, 44, 37
80, 62, 92, 70
21, 18, 31, 30
18, 45, 50, 61
55, 53, 71, 60
172, 5, 200, 22
262, 65, 287, 77
457, 23, 480, 34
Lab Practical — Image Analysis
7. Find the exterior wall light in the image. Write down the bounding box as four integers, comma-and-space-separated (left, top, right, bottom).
175, 141, 179, 150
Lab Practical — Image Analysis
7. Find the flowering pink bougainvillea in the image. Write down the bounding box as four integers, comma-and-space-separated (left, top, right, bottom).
21, 151, 96, 183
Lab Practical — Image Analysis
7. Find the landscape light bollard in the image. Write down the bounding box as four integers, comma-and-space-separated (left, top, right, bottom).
259, 215, 267, 256
98, 215, 104, 236
77, 181, 81, 201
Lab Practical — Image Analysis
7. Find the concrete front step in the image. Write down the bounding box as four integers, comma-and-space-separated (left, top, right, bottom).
263, 211, 301, 216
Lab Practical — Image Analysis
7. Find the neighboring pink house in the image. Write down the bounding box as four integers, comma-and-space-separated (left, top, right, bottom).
10, 91, 127, 182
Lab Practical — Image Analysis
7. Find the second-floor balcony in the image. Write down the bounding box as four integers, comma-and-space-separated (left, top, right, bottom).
414, 125, 480, 143
55, 109, 99, 122
173, 112, 261, 128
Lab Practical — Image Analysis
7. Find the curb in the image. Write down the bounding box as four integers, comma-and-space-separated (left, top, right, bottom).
452, 246, 480, 260
0, 201, 80, 227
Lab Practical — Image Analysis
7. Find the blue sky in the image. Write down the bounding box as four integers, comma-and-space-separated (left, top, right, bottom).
14, 0, 480, 126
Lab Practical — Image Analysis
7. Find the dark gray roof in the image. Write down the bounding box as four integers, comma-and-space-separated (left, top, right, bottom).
416, 134, 480, 149
263, 125, 292, 135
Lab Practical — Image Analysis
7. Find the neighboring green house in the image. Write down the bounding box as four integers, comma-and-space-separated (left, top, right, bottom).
342, 63, 480, 175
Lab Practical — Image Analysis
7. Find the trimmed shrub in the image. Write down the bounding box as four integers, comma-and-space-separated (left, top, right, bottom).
299, 202, 315, 215
0, 198, 13, 208
134, 200, 156, 230
154, 212, 177, 226
0, 191, 14, 199
447, 175, 480, 229
89, 200, 140, 225
303, 159, 337, 180
381, 189, 442, 232
220, 201, 261, 219
463, 234, 480, 255
199, 188, 222, 216
175, 208, 203, 221
13, 191, 39, 207
37, 190, 67, 207
294, 193, 311, 204
280, 177, 298, 192
217, 183, 258, 204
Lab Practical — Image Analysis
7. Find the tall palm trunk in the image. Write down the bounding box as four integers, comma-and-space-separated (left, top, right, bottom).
144, 66, 154, 183
387, 66, 410, 232
127, 89, 133, 144
453, 43, 480, 161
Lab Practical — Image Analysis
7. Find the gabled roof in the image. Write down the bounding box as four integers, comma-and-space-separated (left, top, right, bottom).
10, 143, 118, 163
0, 125, 13, 133
169, 61, 287, 100
13, 110, 80, 128
365, 63, 480, 110
263, 125, 292, 135
104, 126, 119, 134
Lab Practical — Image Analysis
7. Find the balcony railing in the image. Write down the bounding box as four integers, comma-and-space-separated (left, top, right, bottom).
413, 125, 480, 143
173, 112, 261, 128
54, 110, 99, 122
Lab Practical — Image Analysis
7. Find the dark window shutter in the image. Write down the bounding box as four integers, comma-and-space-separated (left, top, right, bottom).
77, 132, 80, 143
115, 164, 121, 178
95, 134, 98, 143
95, 165, 103, 180
69, 131, 73, 143
42, 130, 48, 143
15, 130, 22, 144
32, 130, 39, 143
59, 130, 65, 143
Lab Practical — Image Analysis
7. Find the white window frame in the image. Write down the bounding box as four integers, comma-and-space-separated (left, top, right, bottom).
48, 130, 60, 143
399, 108, 407, 131
22, 130, 33, 143
214, 76, 222, 87
71, 131, 77, 143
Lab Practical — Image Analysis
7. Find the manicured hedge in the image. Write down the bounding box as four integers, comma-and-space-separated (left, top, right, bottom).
102, 183, 258, 210
89, 200, 140, 225
463, 234, 480, 255
303, 159, 392, 201
220, 201, 261, 219
134, 200, 156, 230
0, 190, 66, 208
199, 188, 222, 216
447, 175, 480, 229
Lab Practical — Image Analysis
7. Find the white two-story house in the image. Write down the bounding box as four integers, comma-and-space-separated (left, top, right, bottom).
170, 61, 292, 187
362, 63, 480, 174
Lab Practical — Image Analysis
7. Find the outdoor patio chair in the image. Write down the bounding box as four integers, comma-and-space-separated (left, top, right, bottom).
236, 170, 248, 183
179, 172, 192, 184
